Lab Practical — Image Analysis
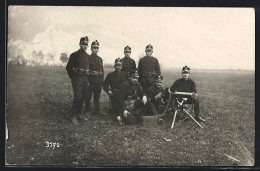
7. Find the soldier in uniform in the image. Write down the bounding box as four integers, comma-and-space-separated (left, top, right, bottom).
103, 58, 128, 121
138, 44, 161, 94
170, 66, 205, 122
118, 70, 149, 125
121, 46, 136, 74
66, 36, 89, 124
147, 75, 168, 116
85, 40, 104, 115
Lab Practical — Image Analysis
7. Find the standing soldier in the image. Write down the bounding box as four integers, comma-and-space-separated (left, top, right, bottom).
138, 44, 161, 94
118, 70, 148, 125
121, 46, 136, 74
85, 40, 104, 115
66, 36, 89, 124
103, 58, 128, 122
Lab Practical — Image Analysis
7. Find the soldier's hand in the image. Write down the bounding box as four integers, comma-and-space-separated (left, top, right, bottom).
192, 93, 197, 99
123, 110, 130, 117
142, 96, 147, 105
108, 90, 113, 96
155, 92, 163, 101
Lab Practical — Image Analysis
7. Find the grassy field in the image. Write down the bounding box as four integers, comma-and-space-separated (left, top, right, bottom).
5, 65, 255, 167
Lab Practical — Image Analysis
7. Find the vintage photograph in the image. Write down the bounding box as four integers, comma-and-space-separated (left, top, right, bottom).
6, 6, 255, 166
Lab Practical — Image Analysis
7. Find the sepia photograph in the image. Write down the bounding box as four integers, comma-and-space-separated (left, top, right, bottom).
5, 5, 255, 167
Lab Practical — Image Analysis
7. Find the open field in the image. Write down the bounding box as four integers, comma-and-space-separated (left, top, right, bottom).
5, 66, 255, 167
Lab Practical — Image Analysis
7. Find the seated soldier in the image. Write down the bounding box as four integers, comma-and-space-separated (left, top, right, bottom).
169, 66, 205, 122
103, 58, 128, 122
118, 70, 148, 125
147, 75, 168, 115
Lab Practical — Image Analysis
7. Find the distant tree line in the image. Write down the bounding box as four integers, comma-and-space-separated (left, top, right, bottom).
8, 51, 114, 68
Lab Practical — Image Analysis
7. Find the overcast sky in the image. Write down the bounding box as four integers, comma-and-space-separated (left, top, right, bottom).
8, 6, 255, 70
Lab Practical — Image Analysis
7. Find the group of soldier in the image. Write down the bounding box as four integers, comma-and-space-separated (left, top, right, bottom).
66, 36, 205, 125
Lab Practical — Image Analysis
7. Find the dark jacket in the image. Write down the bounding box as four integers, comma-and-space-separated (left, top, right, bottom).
66, 49, 89, 79
170, 78, 197, 93
88, 53, 104, 83
138, 56, 161, 77
147, 84, 161, 102
103, 71, 128, 94
119, 80, 144, 111
121, 57, 136, 73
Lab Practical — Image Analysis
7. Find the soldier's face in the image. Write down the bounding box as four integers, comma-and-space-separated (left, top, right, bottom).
80, 43, 88, 52
155, 81, 162, 88
145, 50, 153, 57
115, 65, 122, 72
124, 51, 131, 57
182, 72, 190, 80
91, 46, 99, 54
130, 77, 138, 84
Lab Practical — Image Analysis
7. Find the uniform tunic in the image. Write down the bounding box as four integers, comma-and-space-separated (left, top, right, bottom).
170, 78, 197, 93
103, 71, 128, 93
66, 49, 89, 79
103, 71, 128, 116
66, 49, 89, 116
138, 56, 161, 93
88, 54, 104, 83
121, 57, 136, 74
119, 80, 144, 112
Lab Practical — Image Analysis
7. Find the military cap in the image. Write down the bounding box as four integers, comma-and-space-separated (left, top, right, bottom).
155, 75, 163, 82
79, 36, 89, 45
129, 70, 139, 78
145, 44, 153, 51
182, 65, 190, 73
114, 58, 122, 65
124, 46, 131, 53
91, 40, 99, 48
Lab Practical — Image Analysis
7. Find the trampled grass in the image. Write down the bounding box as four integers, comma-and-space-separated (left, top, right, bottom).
5, 66, 255, 166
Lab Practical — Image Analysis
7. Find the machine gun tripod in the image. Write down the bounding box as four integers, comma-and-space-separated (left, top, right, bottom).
159, 91, 203, 129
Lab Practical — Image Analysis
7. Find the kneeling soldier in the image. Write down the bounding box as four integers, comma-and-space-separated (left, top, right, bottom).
169, 66, 205, 122
119, 70, 148, 125
147, 75, 168, 116
103, 58, 128, 120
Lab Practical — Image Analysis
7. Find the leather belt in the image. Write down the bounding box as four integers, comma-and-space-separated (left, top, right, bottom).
73, 68, 89, 74
89, 71, 103, 76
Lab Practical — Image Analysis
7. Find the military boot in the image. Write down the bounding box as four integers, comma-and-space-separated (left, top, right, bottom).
85, 101, 90, 113
94, 99, 100, 114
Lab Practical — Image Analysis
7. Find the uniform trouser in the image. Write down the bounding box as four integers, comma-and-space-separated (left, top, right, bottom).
139, 76, 155, 94
123, 99, 153, 124
71, 75, 89, 116
147, 98, 162, 116
174, 98, 200, 118
110, 94, 120, 116
85, 82, 102, 112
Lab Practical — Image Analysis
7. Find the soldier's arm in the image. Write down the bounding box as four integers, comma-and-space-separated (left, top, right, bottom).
66, 54, 74, 79
103, 73, 110, 93
137, 58, 142, 74
169, 81, 177, 93
155, 58, 161, 75
191, 80, 197, 93
133, 60, 137, 70
137, 85, 145, 99
119, 83, 127, 112
101, 58, 104, 82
